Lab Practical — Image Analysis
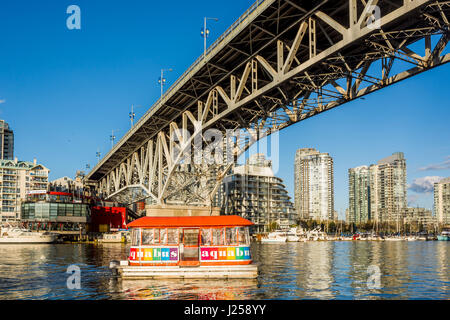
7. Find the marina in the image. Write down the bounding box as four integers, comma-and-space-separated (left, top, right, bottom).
256, 226, 447, 243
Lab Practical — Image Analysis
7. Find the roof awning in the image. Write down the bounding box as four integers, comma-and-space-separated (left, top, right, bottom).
127, 215, 253, 228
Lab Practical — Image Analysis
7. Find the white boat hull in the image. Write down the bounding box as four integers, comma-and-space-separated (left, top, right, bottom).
0, 235, 56, 244
287, 236, 300, 242
261, 238, 287, 243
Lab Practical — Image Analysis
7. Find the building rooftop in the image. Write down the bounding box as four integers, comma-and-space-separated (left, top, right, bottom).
377, 152, 405, 165
0, 159, 48, 171
437, 177, 450, 184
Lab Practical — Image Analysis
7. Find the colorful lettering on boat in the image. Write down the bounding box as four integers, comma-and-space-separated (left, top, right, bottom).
199, 247, 251, 261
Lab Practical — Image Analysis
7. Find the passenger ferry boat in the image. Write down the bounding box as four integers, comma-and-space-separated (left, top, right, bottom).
110, 215, 258, 279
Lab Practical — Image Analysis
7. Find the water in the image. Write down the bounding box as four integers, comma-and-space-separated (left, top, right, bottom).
0, 242, 448, 300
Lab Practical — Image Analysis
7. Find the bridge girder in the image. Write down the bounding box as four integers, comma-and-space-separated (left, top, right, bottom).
87, 0, 450, 206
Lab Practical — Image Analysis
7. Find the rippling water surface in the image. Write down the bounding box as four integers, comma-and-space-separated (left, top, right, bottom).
0, 242, 448, 300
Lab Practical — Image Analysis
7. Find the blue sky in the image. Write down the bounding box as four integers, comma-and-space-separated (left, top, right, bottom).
0, 1, 449, 218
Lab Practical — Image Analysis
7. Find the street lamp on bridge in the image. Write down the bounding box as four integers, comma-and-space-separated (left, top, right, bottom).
129, 104, 143, 128
201, 17, 219, 59
110, 130, 118, 149
158, 68, 173, 98
96, 150, 101, 163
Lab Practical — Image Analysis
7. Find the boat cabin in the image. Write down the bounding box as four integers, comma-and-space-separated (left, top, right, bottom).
126, 216, 253, 267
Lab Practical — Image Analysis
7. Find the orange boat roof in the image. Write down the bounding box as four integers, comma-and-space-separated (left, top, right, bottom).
127, 215, 253, 228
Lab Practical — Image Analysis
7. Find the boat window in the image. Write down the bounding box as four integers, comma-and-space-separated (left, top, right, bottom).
142, 228, 154, 245
201, 228, 212, 246
212, 228, 225, 246
160, 228, 168, 245
238, 227, 249, 245
226, 227, 238, 245
154, 229, 160, 244
167, 228, 179, 245
131, 229, 141, 246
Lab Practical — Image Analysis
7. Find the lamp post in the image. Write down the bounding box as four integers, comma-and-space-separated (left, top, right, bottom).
201, 17, 219, 59
110, 130, 117, 149
159, 68, 173, 98
129, 105, 136, 127
129, 104, 143, 127
96, 150, 101, 163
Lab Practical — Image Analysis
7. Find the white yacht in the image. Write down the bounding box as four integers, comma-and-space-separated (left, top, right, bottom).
384, 236, 404, 241
0, 225, 57, 244
306, 227, 328, 241
286, 227, 300, 242
261, 231, 287, 243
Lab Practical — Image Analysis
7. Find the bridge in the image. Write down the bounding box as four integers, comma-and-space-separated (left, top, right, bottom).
85, 0, 450, 210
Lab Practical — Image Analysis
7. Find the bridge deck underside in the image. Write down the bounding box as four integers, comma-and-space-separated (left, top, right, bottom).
86, 0, 450, 206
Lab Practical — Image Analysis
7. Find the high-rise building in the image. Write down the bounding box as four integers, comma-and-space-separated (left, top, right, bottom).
376, 152, 407, 222
434, 177, 450, 225
0, 158, 49, 221
347, 152, 407, 224
220, 154, 296, 233
294, 148, 334, 221
348, 166, 371, 224
0, 120, 14, 160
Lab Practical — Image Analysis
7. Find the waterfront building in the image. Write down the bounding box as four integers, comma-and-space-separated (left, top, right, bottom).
0, 158, 49, 222
347, 152, 407, 224
50, 171, 86, 195
294, 148, 334, 221
21, 186, 128, 233
402, 207, 436, 229
376, 152, 407, 222
348, 166, 371, 224
0, 120, 14, 160
220, 154, 296, 233
434, 177, 450, 225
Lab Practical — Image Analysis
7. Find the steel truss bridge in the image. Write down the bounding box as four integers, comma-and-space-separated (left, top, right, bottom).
86, 0, 450, 207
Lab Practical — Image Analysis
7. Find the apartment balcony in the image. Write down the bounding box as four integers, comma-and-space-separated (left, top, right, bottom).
29, 172, 48, 178
1, 189, 18, 195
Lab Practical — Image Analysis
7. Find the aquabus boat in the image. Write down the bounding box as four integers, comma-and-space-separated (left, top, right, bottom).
110, 215, 258, 279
